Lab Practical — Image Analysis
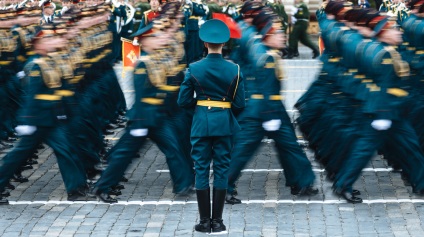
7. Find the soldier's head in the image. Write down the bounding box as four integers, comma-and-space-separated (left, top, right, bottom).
131, 20, 168, 52
240, 1, 263, 24
376, 22, 403, 45
41, 0, 56, 16
409, 0, 424, 15
149, 0, 160, 11
32, 26, 66, 55
62, 0, 72, 7
199, 19, 230, 53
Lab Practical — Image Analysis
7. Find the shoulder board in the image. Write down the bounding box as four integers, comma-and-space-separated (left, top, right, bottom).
134, 68, 146, 74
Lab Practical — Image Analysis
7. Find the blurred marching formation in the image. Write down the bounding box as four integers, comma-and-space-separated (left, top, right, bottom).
0, 0, 423, 206
296, 0, 424, 203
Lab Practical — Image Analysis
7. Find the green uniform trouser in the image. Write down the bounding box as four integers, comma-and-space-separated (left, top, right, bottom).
0, 83, 9, 141
0, 125, 87, 193
288, 20, 319, 54
227, 116, 315, 194
95, 124, 194, 193
191, 136, 232, 190
334, 119, 424, 193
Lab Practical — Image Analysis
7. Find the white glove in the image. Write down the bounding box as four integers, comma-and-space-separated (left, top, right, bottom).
185, 0, 192, 4
57, 115, 67, 120
15, 125, 37, 136
132, 38, 139, 46
262, 119, 282, 131
130, 129, 148, 137
61, 6, 69, 15
371, 120, 392, 131
16, 71, 25, 79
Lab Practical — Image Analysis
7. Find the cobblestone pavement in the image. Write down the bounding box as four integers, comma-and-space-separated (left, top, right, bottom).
1, 46, 424, 237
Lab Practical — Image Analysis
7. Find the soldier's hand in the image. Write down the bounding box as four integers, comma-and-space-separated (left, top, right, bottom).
16, 71, 25, 79
15, 125, 37, 136
130, 129, 148, 137
371, 120, 392, 131
262, 119, 282, 131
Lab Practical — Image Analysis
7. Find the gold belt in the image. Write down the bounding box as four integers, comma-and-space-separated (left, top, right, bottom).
197, 100, 231, 108
141, 98, 164, 105
55, 90, 75, 97
250, 94, 283, 100
189, 16, 201, 20
0, 61, 12, 66
158, 85, 180, 92
387, 88, 409, 97
328, 58, 340, 62
34, 94, 62, 101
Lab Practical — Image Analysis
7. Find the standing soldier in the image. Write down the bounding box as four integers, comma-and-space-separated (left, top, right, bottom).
40, 0, 56, 24
183, 0, 207, 64
285, 0, 319, 59
108, 0, 127, 63
178, 19, 245, 234
132, 0, 160, 45
132, 0, 151, 34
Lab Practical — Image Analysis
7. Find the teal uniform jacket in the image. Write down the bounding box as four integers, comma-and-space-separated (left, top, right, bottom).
126, 52, 168, 129
19, 55, 67, 127
0, 54, 88, 194
230, 21, 257, 81
178, 54, 245, 137
228, 41, 316, 192
238, 44, 284, 122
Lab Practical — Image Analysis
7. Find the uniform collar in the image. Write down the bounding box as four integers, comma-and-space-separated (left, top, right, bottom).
206, 53, 223, 59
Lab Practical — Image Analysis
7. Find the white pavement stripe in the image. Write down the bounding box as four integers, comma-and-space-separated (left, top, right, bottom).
7, 199, 424, 206
283, 60, 319, 62
156, 168, 394, 173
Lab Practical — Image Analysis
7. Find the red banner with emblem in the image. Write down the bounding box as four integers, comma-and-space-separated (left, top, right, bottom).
121, 37, 140, 70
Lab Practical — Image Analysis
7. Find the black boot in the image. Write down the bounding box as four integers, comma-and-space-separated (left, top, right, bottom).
211, 188, 227, 233
0, 195, 8, 205
283, 49, 295, 59
194, 188, 211, 233
312, 50, 320, 59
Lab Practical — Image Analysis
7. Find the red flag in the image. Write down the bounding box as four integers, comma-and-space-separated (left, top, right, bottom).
318, 36, 325, 56
212, 13, 242, 39
121, 38, 140, 69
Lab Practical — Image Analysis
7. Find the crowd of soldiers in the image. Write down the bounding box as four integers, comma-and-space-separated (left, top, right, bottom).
0, 0, 320, 207
0, 0, 423, 212
297, 0, 424, 203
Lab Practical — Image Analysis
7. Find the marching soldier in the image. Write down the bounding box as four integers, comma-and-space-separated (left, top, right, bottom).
93, 18, 195, 203
0, 25, 90, 205
285, 0, 319, 59
227, 9, 317, 205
